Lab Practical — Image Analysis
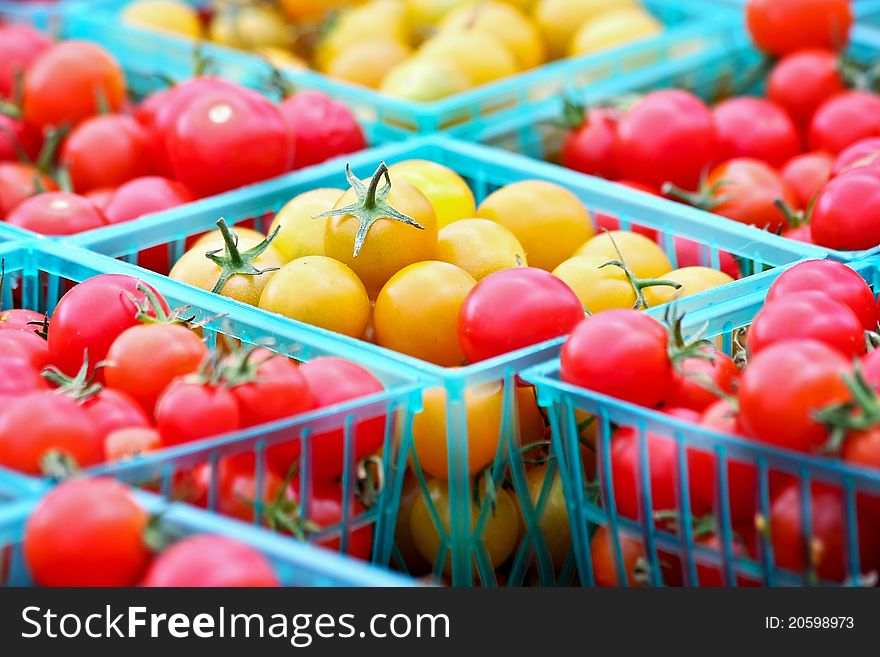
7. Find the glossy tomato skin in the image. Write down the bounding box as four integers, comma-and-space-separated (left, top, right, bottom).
0, 162, 58, 217
155, 380, 241, 447
739, 340, 851, 453
167, 86, 292, 196
809, 91, 880, 154
105, 323, 208, 416
561, 310, 672, 408
60, 115, 153, 193
0, 24, 51, 99
0, 114, 42, 162
0, 331, 48, 369
22, 41, 126, 129
781, 151, 834, 207
769, 481, 880, 583
24, 478, 152, 587
861, 349, 880, 390
0, 354, 47, 399
766, 260, 880, 331
665, 352, 740, 412
136, 77, 239, 175
267, 358, 385, 481
590, 525, 648, 587
228, 350, 314, 427
0, 308, 44, 333
0, 392, 104, 475
831, 137, 880, 177
5, 192, 107, 235
712, 97, 801, 168
561, 107, 619, 179
747, 0, 852, 56
141, 535, 279, 587
614, 90, 717, 190
47, 274, 170, 378
767, 49, 845, 128
458, 267, 584, 363
79, 388, 152, 440
280, 90, 367, 170
706, 158, 799, 231
748, 291, 865, 358
810, 171, 880, 250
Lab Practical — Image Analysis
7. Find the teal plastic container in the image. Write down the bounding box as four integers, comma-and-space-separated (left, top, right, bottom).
0, 0, 120, 29
0, 239, 421, 576
0, 490, 416, 586
478, 21, 880, 262
75, 0, 735, 140
0, 223, 34, 244
523, 257, 880, 587
74, 134, 820, 586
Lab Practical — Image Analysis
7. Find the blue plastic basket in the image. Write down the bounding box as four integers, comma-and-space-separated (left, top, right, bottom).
523, 257, 880, 587
0, 222, 34, 245
73, 134, 822, 586
478, 19, 880, 263
0, 0, 120, 30
0, 239, 422, 573
0, 489, 416, 586
73, 0, 736, 141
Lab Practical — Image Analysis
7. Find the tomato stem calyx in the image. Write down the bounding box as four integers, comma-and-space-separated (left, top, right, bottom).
313, 162, 424, 258
598, 230, 681, 310
815, 362, 880, 455
42, 351, 110, 402
206, 218, 282, 295
662, 172, 730, 212
40, 450, 80, 482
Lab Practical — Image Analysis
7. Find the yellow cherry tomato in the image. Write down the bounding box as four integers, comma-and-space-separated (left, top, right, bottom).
192, 226, 269, 249
416, 31, 519, 86
405, 0, 473, 27
439, 1, 545, 69
122, 0, 203, 38
258, 256, 371, 339
380, 58, 472, 101
315, 1, 409, 72
574, 230, 671, 279
269, 188, 343, 262
374, 261, 476, 365
169, 230, 285, 307
256, 47, 308, 71
569, 7, 663, 57
517, 385, 547, 445
552, 253, 639, 313
477, 180, 593, 271
534, 0, 637, 58
642, 266, 735, 308
388, 160, 476, 228
413, 383, 503, 479
409, 478, 519, 575
323, 164, 438, 298
436, 218, 526, 280
327, 39, 413, 89
516, 464, 571, 570
209, 4, 293, 50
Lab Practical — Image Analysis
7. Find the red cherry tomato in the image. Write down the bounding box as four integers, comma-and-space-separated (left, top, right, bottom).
22, 41, 126, 129
141, 535, 278, 587
0, 114, 42, 162
746, 0, 852, 56
166, 86, 292, 196
5, 191, 107, 235
766, 260, 880, 331
60, 115, 153, 193
810, 170, 880, 250
561, 310, 672, 408
665, 352, 740, 412
0, 331, 48, 369
669, 235, 741, 280
739, 340, 851, 453
84, 186, 117, 212
748, 291, 865, 358
703, 158, 799, 231
614, 90, 717, 190
78, 388, 152, 441
831, 137, 880, 177
0, 24, 51, 99
783, 224, 814, 243
590, 525, 649, 587
267, 357, 385, 481
47, 274, 170, 378
769, 481, 880, 583
0, 391, 104, 474
24, 478, 152, 587
712, 97, 801, 169
105, 426, 161, 461
0, 308, 44, 333
458, 267, 584, 363
0, 161, 57, 217
155, 380, 241, 447
862, 349, 880, 390
767, 49, 845, 128
227, 349, 314, 428
105, 323, 208, 416
280, 90, 367, 170
780, 151, 833, 207
809, 91, 880, 155
561, 107, 619, 179
0, 354, 47, 399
